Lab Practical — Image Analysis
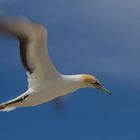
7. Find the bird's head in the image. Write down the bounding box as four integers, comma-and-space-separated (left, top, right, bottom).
80, 74, 111, 95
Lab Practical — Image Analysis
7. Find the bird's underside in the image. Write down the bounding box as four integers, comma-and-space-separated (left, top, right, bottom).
0, 16, 66, 111
0, 16, 111, 112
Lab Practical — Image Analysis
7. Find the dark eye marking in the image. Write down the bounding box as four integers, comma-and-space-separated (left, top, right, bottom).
94, 81, 101, 86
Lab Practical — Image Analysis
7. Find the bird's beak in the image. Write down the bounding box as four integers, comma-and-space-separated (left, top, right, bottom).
91, 82, 111, 95
96, 85, 111, 95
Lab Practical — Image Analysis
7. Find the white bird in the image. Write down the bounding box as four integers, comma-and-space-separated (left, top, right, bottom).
0, 16, 110, 112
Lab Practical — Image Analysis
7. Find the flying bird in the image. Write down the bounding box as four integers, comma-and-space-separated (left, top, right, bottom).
0, 16, 111, 112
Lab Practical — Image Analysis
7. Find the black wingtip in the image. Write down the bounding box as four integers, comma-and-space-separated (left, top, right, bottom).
0, 104, 7, 110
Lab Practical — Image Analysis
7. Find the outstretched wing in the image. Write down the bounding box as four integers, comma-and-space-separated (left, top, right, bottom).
0, 16, 59, 87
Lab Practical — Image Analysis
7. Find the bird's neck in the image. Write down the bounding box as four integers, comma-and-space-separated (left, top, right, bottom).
60, 74, 85, 88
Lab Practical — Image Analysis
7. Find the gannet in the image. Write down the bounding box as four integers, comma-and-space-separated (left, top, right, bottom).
0, 16, 111, 112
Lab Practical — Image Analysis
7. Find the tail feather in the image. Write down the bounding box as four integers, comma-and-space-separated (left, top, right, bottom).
0, 104, 16, 112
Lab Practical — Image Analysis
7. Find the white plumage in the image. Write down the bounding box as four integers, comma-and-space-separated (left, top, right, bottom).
0, 16, 110, 112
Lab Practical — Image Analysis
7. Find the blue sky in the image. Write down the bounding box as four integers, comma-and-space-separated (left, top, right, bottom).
0, 0, 140, 139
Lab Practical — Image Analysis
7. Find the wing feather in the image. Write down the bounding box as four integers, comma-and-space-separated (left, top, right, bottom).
0, 16, 59, 87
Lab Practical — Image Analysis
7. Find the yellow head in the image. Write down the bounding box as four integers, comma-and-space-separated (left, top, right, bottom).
80, 74, 111, 95
80, 74, 97, 84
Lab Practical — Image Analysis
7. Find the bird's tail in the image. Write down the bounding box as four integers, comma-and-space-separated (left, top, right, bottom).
0, 104, 16, 112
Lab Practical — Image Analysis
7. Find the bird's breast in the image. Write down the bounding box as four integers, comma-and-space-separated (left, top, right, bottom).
33, 79, 79, 101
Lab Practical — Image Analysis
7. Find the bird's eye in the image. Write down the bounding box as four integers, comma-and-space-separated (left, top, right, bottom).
94, 81, 101, 86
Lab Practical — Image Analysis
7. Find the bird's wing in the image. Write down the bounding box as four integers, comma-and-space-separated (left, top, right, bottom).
0, 16, 59, 87
53, 96, 69, 110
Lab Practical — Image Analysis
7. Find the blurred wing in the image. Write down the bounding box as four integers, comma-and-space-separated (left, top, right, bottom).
0, 16, 59, 87
53, 95, 69, 110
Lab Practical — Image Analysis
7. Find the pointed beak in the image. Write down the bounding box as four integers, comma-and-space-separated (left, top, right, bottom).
96, 85, 111, 95
91, 82, 111, 95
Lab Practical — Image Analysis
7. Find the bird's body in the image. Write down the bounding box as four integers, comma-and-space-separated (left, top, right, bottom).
14, 75, 84, 107
0, 16, 110, 112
